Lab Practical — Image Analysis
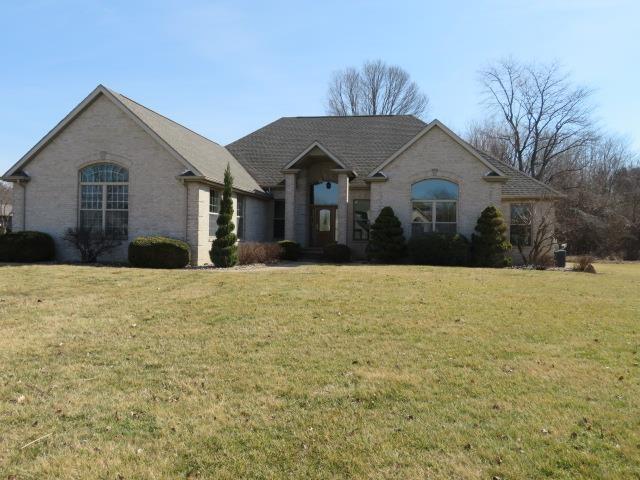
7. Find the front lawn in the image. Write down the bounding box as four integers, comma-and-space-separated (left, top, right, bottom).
1, 263, 639, 478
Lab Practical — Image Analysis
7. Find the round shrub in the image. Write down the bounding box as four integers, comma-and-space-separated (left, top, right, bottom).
278, 240, 301, 261
0, 231, 55, 262
323, 243, 351, 263
408, 233, 469, 266
366, 206, 406, 263
128, 236, 191, 269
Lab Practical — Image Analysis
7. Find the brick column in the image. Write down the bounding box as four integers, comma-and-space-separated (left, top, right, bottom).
336, 171, 350, 245
186, 182, 210, 265
11, 183, 26, 231
284, 170, 298, 241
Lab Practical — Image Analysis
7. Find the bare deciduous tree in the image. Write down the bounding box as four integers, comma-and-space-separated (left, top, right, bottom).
514, 202, 557, 267
326, 60, 428, 117
475, 58, 597, 181
0, 181, 11, 234
63, 227, 122, 263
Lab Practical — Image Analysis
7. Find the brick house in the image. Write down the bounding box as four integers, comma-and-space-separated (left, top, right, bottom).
2, 85, 561, 264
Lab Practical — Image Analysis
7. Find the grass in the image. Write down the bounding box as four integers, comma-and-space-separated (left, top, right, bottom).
0, 263, 639, 479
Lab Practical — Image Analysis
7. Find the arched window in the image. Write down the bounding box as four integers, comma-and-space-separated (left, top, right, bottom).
79, 163, 129, 239
311, 181, 338, 205
411, 179, 458, 236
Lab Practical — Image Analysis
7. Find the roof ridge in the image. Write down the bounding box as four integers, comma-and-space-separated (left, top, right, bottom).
107, 88, 224, 149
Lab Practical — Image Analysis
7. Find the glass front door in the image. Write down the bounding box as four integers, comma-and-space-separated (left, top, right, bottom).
312, 206, 336, 247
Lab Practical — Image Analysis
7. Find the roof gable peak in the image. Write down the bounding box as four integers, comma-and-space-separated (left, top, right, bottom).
282, 141, 349, 171
369, 119, 505, 178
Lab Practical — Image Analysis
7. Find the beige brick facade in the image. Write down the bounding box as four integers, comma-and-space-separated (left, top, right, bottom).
370, 125, 503, 240
11, 95, 189, 262
5, 92, 554, 266
7, 94, 272, 265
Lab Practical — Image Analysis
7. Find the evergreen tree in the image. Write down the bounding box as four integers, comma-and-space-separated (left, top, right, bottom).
366, 206, 406, 263
471, 205, 512, 267
210, 164, 238, 267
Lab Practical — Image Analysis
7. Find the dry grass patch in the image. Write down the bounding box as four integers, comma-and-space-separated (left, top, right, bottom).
0, 263, 639, 478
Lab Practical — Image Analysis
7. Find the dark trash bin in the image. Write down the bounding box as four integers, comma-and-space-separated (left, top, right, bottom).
554, 249, 566, 268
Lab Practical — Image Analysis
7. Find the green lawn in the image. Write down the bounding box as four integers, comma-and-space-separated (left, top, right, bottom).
1, 263, 639, 479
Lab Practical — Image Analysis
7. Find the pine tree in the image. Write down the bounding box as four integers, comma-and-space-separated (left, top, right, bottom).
210, 164, 238, 267
366, 206, 406, 263
471, 205, 512, 267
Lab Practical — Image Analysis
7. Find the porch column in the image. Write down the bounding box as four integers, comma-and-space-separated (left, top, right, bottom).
186, 182, 210, 266
284, 170, 298, 241
11, 182, 26, 231
336, 171, 350, 245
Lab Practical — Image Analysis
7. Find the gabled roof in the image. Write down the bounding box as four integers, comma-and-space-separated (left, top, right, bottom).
472, 148, 563, 198
227, 115, 426, 186
282, 141, 351, 172
2, 85, 264, 195
369, 119, 506, 178
228, 115, 562, 198
3, 86, 561, 200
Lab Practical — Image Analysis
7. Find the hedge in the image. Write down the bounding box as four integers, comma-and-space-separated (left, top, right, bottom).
0, 231, 55, 262
278, 240, 301, 261
128, 236, 191, 269
323, 243, 351, 263
407, 233, 469, 266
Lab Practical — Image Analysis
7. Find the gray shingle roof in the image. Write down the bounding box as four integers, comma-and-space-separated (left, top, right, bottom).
473, 148, 563, 198
108, 89, 264, 195
227, 115, 562, 198
227, 116, 427, 186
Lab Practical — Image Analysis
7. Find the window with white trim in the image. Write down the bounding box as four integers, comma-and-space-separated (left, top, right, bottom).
79, 163, 128, 239
411, 179, 458, 236
236, 195, 245, 240
209, 189, 221, 236
510, 203, 533, 247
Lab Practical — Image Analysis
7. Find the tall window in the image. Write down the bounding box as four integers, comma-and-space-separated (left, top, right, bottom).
411, 179, 458, 236
353, 199, 370, 241
273, 200, 285, 240
79, 163, 128, 239
236, 195, 246, 240
209, 189, 220, 236
510, 203, 532, 247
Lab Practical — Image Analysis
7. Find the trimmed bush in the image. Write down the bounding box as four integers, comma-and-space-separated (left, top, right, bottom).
0, 231, 54, 262
471, 206, 512, 268
323, 242, 351, 263
210, 164, 238, 268
128, 236, 191, 269
278, 240, 301, 261
366, 206, 406, 263
408, 233, 469, 266
238, 242, 281, 265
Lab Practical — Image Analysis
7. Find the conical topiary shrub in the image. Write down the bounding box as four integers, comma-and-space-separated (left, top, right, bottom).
210, 164, 238, 267
366, 206, 406, 263
470, 205, 512, 267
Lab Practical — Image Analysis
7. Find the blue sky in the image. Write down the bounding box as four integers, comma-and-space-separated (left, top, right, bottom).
1, 0, 639, 173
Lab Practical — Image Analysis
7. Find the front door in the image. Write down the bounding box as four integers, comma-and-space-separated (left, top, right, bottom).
311, 206, 336, 247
